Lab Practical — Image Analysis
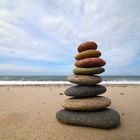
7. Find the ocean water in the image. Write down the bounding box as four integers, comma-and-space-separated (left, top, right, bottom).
0, 75, 140, 85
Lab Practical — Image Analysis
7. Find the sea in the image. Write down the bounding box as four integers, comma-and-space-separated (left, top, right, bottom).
0, 75, 140, 85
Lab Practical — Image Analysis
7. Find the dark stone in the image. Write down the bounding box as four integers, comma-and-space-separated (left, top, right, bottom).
56, 109, 120, 129
64, 85, 106, 98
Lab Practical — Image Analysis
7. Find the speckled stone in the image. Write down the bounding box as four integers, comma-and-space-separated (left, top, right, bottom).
67, 75, 102, 85
75, 58, 106, 68
62, 96, 111, 110
73, 67, 105, 75
75, 50, 101, 60
78, 41, 97, 52
64, 85, 106, 98
56, 109, 120, 129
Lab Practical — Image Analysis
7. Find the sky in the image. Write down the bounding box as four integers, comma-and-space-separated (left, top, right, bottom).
0, 0, 140, 75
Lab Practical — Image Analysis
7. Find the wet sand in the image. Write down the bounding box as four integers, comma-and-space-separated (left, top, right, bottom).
0, 85, 140, 140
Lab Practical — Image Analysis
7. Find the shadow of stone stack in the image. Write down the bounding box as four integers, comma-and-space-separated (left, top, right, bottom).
56, 41, 120, 129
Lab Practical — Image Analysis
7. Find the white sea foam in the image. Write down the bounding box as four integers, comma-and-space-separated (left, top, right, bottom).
0, 81, 70, 85
0, 81, 140, 85
101, 81, 140, 84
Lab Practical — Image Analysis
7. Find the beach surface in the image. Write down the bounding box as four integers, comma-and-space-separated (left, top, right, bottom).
0, 84, 140, 140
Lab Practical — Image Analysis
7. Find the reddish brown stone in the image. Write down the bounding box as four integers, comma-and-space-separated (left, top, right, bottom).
78, 41, 97, 52
75, 58, 106, 68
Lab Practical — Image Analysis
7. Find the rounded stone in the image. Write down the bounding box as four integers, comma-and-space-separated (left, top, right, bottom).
56, 109, 120, 129
67, 75, 102, 85
73, 67, 105, 75
75, 58, 106, 68
64, 85, 106, 98
78, 41, 97, 52
62, 96, 111, 111
75, 50, 101, 60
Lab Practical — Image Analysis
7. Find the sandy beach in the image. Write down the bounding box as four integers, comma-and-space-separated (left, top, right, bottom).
0, 84, 140, 140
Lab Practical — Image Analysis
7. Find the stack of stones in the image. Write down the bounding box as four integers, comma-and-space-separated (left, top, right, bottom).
56, 41, 120, 129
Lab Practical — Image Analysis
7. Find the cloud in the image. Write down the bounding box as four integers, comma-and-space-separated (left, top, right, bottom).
0, 20, 39, 58
0, 20, 73, 63
41, 15, 77, 39
0, 8, 11, 18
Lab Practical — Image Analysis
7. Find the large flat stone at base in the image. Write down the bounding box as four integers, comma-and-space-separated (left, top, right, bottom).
56, 109, 120, 129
